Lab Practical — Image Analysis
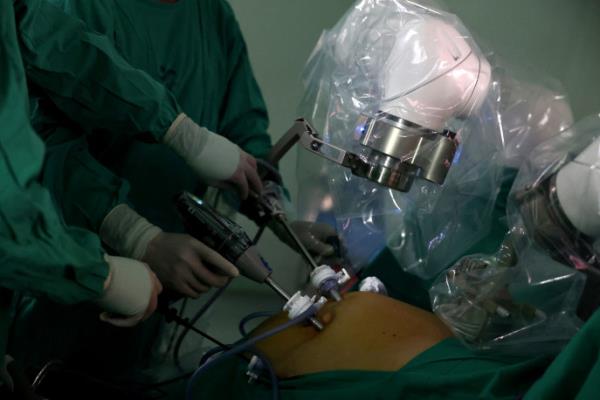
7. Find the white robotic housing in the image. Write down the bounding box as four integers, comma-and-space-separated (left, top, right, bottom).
381, 16, 492, 132
556, 137, 600, 237
279, 12, 492, 193
511, 116, 600, 320
353, 16, 491, 191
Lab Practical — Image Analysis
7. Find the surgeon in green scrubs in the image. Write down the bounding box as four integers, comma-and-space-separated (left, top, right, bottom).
15, 0, 252, 297
28, 0, 338, 298
7, 0, 334, 380
0, 0, 163, 391
8, 0, 256, 378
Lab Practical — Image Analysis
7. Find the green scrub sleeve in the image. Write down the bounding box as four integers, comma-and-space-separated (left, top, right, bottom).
13, 0, 182, 142
0, 185, 108, 305
217, 0, 272, 160
1, 1, 108, 305
41, 129, 131, 234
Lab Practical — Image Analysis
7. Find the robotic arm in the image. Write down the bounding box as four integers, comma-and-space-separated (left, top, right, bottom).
275, 15, 491, 192
515, 135, 600, 319
432, 121, 600, 351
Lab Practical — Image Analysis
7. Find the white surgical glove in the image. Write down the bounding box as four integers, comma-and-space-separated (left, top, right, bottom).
270, 220, 340, 264
164, 113, 262, 199
96, 255, 162, 327
100, 204, 239, 298
142, 232, 238, 298
290, 221, 337, 259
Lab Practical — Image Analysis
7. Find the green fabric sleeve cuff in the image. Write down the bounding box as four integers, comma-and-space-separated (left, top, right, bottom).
41, 131, 130, 233
0, 184, 109, 304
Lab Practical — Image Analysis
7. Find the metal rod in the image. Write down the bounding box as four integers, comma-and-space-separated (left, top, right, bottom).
330, 289, 342, 302
276, 216, 320, 271
265, 276, 290, 301
265, 277, 324, 331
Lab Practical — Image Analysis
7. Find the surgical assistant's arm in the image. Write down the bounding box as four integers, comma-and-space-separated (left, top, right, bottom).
0, 3, 159, 321
14, 0, 261, 198
0, 143, 160, 325
14, 0, 179, 142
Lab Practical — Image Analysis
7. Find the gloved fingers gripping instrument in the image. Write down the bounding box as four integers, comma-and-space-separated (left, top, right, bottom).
239, 159, 338, 275
175, 192, 323, 330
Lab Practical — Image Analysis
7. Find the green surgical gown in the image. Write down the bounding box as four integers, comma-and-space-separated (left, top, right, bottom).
15, 0, 181, 143
0, 0, 110, 367
14, 0, 186, 233
35, 0, 271, 232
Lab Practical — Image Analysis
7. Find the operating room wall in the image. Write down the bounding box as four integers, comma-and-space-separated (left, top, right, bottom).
443, 0, 600, 119
227, 0, 355, 292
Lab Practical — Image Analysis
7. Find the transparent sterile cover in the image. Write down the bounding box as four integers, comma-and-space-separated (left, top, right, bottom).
430, 115, 600, 353
296, 0, 574, 277
507, 114, 600, 320
430, 233, 584, 354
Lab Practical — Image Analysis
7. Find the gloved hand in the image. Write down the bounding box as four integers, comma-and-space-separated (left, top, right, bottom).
290, 221, 338, 261
141, 232, 238, 298
100, 204, 239, 298
96, 255, 163, 327
271, 220, 341, 264
164, 113, 262, 199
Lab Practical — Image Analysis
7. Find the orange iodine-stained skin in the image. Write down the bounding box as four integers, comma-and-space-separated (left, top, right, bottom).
251, 291, 452, 378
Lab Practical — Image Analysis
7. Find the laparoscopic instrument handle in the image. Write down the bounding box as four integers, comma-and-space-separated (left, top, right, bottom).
175, 192, 323, 330
176, 192, 271, 283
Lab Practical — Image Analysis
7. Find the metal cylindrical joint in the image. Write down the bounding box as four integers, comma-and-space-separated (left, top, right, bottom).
356, 112, 458, 190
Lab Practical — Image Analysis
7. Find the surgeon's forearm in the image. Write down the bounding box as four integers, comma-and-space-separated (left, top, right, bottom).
14, 0, 181, 142
42, 137, 131, 233
0, 227, 108, 306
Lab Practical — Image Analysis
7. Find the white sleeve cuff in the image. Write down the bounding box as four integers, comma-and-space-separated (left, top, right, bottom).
99, 204, 162, 260
163, 113, 240, 182
96, 255, 152, 317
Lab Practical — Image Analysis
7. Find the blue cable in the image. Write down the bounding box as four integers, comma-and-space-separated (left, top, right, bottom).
238, 311, 278, 337
185, 306, 317, 400
197, 346, 226, 368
